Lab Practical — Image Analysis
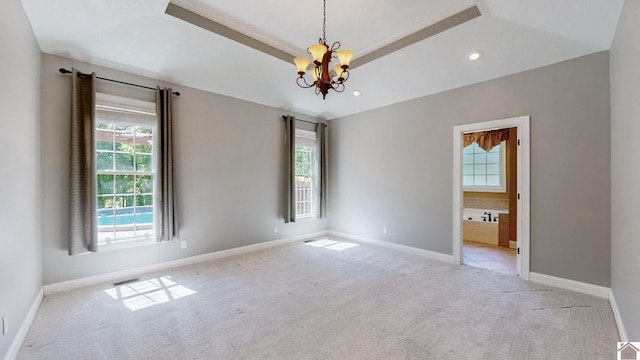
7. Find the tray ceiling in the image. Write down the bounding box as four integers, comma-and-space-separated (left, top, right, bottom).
21, 0, 624, 119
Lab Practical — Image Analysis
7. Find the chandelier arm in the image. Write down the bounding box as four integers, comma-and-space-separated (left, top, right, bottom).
330, 41, 341, 52
332, 82, 345, 93
341, 70, 350, 83
296, 76, 315, 89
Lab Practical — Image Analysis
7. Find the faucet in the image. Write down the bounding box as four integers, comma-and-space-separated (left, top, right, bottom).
484, 211, 492, 222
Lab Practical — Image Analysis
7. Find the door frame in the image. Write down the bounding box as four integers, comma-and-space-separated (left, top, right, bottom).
452, 115, 530, 279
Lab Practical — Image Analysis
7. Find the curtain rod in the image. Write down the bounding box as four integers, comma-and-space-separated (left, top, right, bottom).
58, 68, 181, 96
281, 115, 327, 127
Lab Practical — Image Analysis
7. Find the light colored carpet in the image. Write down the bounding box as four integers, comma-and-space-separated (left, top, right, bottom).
18, 238, 619, 359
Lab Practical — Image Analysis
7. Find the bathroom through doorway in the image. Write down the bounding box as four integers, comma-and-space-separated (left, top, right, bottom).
452, 116, 530, 279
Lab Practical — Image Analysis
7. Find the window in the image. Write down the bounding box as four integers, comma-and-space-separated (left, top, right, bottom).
295, 129, 318, 219
95, 94, 158, 246
463, 141, 506, 192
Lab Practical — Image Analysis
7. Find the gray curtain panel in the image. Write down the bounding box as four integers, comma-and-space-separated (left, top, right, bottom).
69, 69, 97, 255
317, 123, 327, 219
156, 87, 179, 241
284, 115, 296, 223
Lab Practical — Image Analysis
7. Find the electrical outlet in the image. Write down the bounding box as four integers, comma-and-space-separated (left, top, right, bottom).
383, 227, 388, 234
2, 315, 7, 336
181, 240, 187, 249
273, 226, 278, 233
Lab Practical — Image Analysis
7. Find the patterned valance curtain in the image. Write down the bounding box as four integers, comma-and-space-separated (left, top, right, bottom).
463, 129, 510, 152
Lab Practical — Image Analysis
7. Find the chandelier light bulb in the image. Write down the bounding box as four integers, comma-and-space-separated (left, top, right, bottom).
308, 43, 327, 63
310, 67, 320, 82
294, 57, 311, 74
337, 50, 354, 67
333, 65, 345, 80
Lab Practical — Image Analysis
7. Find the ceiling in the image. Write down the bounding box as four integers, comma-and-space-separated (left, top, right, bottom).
21, 0, 624, 120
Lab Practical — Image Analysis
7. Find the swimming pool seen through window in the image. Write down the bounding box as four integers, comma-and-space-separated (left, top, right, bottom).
95, 94, 158, 246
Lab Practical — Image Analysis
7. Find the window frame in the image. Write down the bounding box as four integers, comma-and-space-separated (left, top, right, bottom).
462, 140, 507, 193
95, 93, 159, 250
295, 129, 318, 220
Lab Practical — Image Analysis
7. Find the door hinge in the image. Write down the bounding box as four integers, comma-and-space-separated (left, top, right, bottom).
518, 139, 520, 146
517, 248, 520, 255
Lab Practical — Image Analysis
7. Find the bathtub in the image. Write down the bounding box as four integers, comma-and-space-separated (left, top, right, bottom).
463, 208, 507, 223
463, 208, 508, 245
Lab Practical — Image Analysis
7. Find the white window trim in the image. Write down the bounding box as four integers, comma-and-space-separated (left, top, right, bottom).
462, 141, 507, 193
295, 129, 318, 220
95, 237, 158, 253
296, 214, 318, 222
95, 93, 159, 251
96, 93, 156, 114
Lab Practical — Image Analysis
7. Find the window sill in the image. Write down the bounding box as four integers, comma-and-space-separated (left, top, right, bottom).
463, 186, 506, 193
98, 236, 158, 252
295, 215, 317, 222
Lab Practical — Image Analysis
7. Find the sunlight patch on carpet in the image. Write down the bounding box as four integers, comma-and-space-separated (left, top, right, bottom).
304, 238, 359, 251
104, 276, 197, 311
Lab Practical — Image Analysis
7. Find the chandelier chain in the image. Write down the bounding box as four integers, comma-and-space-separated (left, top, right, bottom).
322, 0, 327, 42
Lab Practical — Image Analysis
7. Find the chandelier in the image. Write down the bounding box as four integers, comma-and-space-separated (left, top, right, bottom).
293, 0, 354, 99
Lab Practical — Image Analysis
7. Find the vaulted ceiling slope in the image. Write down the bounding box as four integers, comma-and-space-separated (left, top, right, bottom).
21, 0, 623, 120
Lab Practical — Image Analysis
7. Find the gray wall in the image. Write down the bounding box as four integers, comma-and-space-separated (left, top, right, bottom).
610, 0, 640, 340
0, 0, 43, 357
329, 52, 612, 287
40, 54, 327, 285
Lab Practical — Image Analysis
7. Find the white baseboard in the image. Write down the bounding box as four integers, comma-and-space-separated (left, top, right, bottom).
5, 288, 43, 360
528, 272, 610, 298
515, 273, 630, 341
43, 230, 329, 295
328, 230, 454, 263
609, 289, 628, 342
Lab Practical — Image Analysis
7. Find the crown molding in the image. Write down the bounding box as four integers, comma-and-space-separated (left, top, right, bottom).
351, 6, 481, 69
167, 1, 481, 68
168, 0, 304, 59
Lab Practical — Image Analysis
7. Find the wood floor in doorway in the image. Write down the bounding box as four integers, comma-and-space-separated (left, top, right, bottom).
463, 240, 516, 275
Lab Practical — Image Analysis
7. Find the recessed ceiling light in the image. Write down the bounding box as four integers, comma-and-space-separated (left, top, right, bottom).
353, 90, 361, 97
468, 50, 483, 61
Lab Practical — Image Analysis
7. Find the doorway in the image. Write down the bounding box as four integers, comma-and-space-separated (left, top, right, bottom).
452, 116, 530, 279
